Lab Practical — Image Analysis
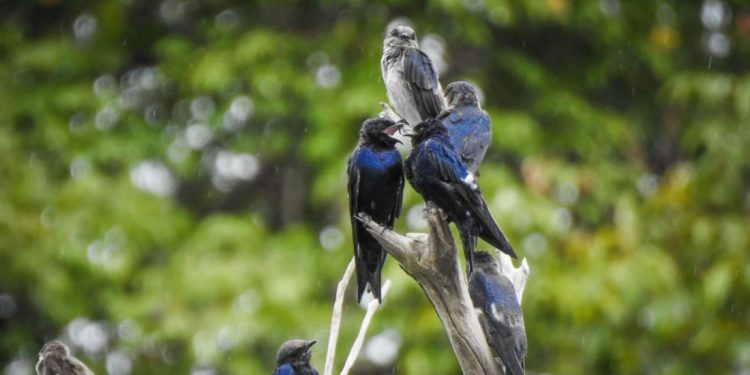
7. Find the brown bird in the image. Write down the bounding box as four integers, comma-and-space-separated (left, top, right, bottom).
36, 340, 95, 375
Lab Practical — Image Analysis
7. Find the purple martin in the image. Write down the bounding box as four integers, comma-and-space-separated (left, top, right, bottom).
348, 117, 404, 302
381, 25, 446, 127
273, 339, 318, 375
469, 251, 527, 375
36, 340, 94, 375
404, 119, 516, 273
439, 81, 491, 175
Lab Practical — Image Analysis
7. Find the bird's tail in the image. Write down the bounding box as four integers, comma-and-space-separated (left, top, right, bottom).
459, 230, 477, 275
477, 205, 517, 259
355, 232, 386, 303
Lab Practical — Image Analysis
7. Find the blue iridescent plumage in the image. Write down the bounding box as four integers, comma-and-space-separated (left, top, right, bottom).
404, 119, 515, 273
469, 251, 526, 375
439, 81, 491, 175
348, 117, 404, 302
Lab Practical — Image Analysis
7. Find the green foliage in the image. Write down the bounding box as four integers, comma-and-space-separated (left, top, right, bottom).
1, 0, 748, 374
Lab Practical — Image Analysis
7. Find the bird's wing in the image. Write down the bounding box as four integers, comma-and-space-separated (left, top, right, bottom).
403, 48, 444, 119
272, 364, 295, 375
391, 161, 405, 222
458, 113, 491, 173
347, 153, 361, 245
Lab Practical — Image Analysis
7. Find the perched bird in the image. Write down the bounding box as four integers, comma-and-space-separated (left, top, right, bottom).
381, 25, 446, 127
469, 251, 527, 375
404, 119, 515, 273
273, 339, 319, 375
439, 81, 491, 175
348, 117, 404, 302
36, 340, 94, 375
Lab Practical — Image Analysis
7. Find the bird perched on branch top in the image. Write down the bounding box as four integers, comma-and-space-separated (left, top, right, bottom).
438, 81, 491, 175
348, 117, 404, 303
404, 118, 516, 274
273, 339, 319, 375
36, 340, 94, 375
469, 251, 527, 375
381, 25, 446, 127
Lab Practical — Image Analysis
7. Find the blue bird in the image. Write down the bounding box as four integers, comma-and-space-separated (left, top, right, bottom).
404, 119, 515, 273
348, 117, 404, 302
469, 251, 526, 375
439, 81, 491, 175
381, 25, 446, 127
273, 339, 318, 375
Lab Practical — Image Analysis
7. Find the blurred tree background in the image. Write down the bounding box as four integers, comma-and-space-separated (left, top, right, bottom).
1, 0, 749, 374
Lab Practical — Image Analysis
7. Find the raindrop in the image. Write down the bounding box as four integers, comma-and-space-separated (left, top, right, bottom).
106, 350, 132, 375
599, 0, 619, 17
69, 112, 87, 134
117, 320, 142, 343
705, 31, 730, 57
4, 358, 34, 375
657, 3, 676, 25
636, 173, 659, 197
96, 105, 119, 131
73, 13, 97, 42
319, 226, 344, 251
93, 74, 117, 97
144, 104, 166, 125
406, 203, 428, 230
521, 233, 547, 256
41, 207, 56, 228
130, 160, 177, 197
0, 293, 17, 319
233, 290, 258, 314
70, 157, 91, 179
215, 9, 240, 29
551, 207, 573, 232
315, 64, 341, 89
185, 124, 213, 149
364, 329, 401, 366
190, 96, 215, 120
160, 0, 187, 24
556, 181, 579, 205
701, 0, 730, 30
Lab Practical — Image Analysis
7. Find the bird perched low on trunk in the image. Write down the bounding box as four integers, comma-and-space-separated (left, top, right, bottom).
273, 339, 319, 375
36, 340, 94, 375
469, 251, 527, 375
381, 25, 446, 127
404, 119, 516, 274
348, 117, 404, 302
438, 81, 491, 175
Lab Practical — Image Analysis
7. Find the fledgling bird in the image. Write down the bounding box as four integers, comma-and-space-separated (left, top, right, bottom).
469, 251, 527, 375
438, 81, 491, 175
381, 25, 446, 127
36, 340, 95, 375
273, 339, 319, 375
404, 119, 516, 274
348, 117, 404, 303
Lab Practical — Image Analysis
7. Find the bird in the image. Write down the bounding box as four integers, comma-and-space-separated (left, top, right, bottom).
273, 339, 319, 375
438, 81, 491, 175
404, 118, 516, 274
468, 251, 527, 375
348, 117, 404, 303
36, 340, 95, 375
381, 25, 446, 127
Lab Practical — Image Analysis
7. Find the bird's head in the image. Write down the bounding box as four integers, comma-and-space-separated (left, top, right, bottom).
384, 25, 418, 49
360, 117, 403, 147
276, 339, 317, 367
445, 81, 481, 107
409, 118, 447, 146
39, 340, 70, 359
473, 251, 503, 275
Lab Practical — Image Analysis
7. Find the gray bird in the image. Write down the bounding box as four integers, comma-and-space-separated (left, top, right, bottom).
381, 25, 446, 127
468, 251, 526, 375
273, 339, 318, 375
439, 81, 491, 175
36, 340, 95, 375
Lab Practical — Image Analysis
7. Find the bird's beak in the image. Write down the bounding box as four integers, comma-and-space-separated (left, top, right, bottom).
383, 123, 402, 136
305, 340, 317, 350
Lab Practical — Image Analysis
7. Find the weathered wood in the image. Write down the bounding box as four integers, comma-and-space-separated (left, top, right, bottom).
358, 208, 502, 375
